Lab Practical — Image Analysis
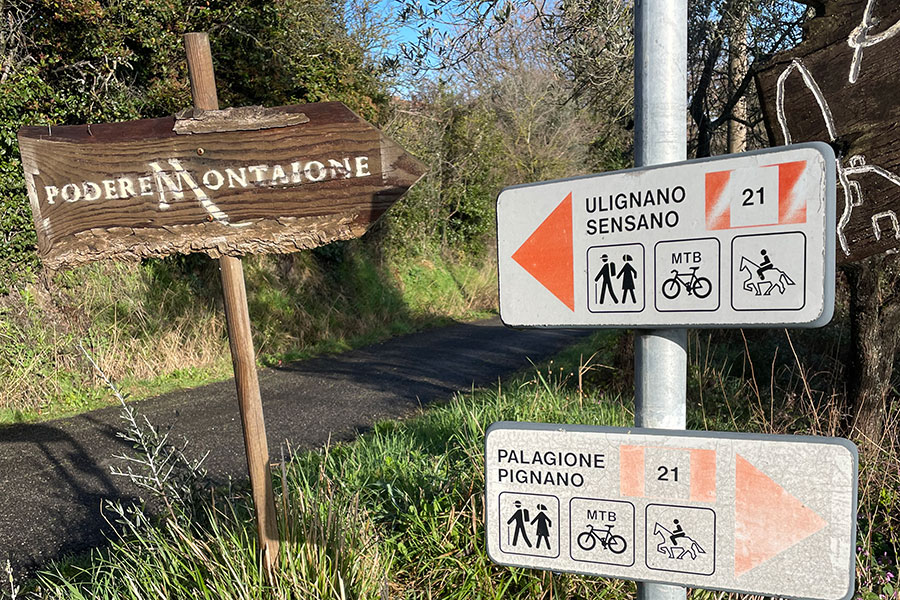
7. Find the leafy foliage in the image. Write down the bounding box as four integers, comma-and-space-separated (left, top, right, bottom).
0, 0, 389, 289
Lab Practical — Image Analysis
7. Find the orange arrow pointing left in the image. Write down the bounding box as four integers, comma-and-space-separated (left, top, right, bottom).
511, 192, 574, 311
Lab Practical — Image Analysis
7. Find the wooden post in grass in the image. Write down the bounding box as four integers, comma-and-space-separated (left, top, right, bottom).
183, 32, 280, 579
17, 36, 425, 579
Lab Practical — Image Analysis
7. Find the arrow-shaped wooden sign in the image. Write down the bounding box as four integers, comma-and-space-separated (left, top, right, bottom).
17, 102, 426, 269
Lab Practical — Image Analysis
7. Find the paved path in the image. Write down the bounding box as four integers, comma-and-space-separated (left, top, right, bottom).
0, 318, 588, 577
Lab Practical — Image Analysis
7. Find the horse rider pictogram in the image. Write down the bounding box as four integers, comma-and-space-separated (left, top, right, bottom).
738, 249, 795, 296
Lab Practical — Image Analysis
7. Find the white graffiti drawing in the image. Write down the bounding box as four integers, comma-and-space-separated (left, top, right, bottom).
872, 211, 900, 241
775, 57, 900, 255
848, 0, 900, 84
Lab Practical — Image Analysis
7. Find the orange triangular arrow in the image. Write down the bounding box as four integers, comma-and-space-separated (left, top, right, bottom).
734, 454, 827, 577
511, 193, 574, 311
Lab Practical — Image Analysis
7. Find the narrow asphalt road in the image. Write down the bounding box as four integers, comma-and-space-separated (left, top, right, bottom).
0, 318, 589, 577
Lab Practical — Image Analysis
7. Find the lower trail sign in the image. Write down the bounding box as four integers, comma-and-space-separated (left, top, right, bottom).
485, 423, 858, 600
497, 144, 836, 328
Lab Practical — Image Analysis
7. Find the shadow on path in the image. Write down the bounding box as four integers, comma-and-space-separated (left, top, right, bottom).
0, 318, 589, 578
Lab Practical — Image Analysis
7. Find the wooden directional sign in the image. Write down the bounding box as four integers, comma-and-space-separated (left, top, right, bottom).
485, 423, 858, 600
17, 102, 426, 269
497, 144, 836, 328
756, 0, 900, 264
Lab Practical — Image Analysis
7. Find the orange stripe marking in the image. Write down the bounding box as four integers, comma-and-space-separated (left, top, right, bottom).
619, 445, 645, 497
689, 449, 717, 502
777, 161, 807, 224
705, 170, 732, 230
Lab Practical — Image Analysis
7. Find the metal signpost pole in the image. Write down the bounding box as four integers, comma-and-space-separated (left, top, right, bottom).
634, 3, 688, 600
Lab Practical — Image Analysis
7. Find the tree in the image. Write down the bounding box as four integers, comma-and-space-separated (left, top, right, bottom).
0, 0, 390, 289
397, 0, 636, 169
687, 0, 806, 158
755, 0, 900, 440
385, 10, 631, 257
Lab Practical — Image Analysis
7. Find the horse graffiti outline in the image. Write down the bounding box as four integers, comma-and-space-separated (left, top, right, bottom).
774, 1, 900, 257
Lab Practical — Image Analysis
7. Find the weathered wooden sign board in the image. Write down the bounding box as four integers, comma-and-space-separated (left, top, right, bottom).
17, 102, 426, 268
756, 0, 900, 264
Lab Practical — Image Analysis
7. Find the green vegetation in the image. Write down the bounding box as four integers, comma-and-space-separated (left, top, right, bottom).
7, 328, 897, 599
0, 0, 525, 424
2, 0, 620, 424
0, 246, 497, 424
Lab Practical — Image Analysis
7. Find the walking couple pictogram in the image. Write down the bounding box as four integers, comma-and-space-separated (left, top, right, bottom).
594, 253, 639, 305
507, 500, 553, 549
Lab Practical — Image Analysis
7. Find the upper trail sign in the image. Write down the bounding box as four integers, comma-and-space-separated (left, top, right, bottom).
756, 0, 900, 264
17, 102, 426, 269
497, 144, 836, 329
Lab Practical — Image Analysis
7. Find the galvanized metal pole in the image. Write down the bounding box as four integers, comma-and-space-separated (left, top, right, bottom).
634, 2, 688, 600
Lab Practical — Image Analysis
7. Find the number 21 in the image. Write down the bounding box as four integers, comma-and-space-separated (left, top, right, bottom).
657, 466, 679, 481
742, 186, 765, 206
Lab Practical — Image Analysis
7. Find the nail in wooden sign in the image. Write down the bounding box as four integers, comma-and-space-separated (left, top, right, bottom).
17, 102, 426, 269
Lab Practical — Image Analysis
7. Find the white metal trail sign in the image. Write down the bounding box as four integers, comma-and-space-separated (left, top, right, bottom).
485, 423, 857, 600
497, 143, 836, 328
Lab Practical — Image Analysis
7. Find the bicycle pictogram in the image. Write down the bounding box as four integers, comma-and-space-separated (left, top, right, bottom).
661, 266, 712, 300
576, 524, 628, 554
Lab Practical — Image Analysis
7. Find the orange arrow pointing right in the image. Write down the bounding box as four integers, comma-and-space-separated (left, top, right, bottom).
734, 454, 827, 577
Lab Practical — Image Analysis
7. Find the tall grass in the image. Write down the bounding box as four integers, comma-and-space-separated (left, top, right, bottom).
0, 243, 497, 424
9, 326, 898, 599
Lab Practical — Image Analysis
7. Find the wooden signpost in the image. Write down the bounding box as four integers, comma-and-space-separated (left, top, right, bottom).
17, 32, 425, 578
756, 0, 900, 264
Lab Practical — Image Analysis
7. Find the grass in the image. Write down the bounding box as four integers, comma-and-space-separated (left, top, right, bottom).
0, 242, 498, 425
8, 324, 896, 599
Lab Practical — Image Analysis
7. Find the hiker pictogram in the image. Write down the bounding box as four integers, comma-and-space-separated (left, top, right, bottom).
594, 254, 641, 305
618, 255, 639, 304
498, 493, 559, 558
505, 501, 555, 550
506, 500, 532, 548
594, 253, 618, 304
587, 244, 644, 313
533, 503, 553, 550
